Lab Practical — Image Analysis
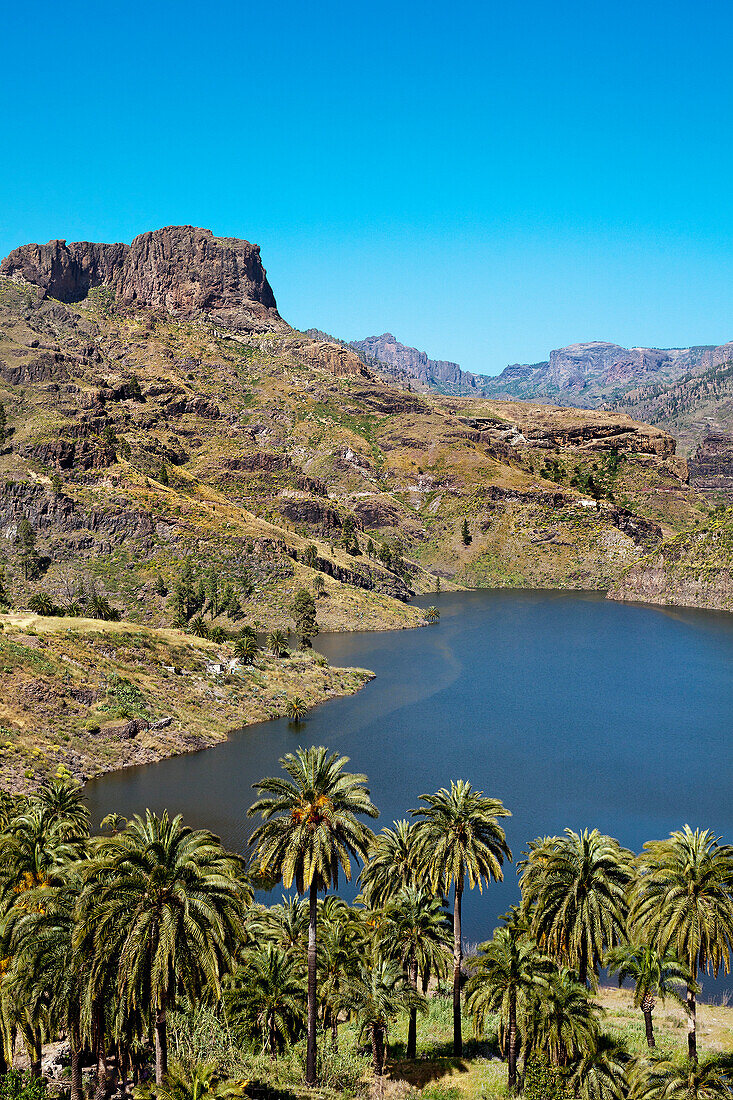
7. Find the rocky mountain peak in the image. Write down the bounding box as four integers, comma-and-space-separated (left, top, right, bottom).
0, 225, 284, 333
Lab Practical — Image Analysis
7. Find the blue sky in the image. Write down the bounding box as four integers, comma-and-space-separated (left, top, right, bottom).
2, 0, 733, 375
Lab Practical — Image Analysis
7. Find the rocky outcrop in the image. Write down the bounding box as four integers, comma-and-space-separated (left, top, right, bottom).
0, 480, 155, 546
608, 514, 733, 612
476, 400, 678, 458
1, 226, 284, 333
278, 496, 343, 531
688, 433, 733, 491
116, 226, 283, 332
298, 340, 371, 379
0, 240, 128, 302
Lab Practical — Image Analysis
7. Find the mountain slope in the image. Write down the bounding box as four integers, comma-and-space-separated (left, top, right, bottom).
611, 359, 733, 453
0, 226, 708, 635
609, 507, 733, 613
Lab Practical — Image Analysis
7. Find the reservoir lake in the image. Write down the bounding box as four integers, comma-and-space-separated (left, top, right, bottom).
86, 590, 733, 991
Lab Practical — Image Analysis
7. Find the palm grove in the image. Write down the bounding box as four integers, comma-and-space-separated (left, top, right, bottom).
0, 751, 732, 1099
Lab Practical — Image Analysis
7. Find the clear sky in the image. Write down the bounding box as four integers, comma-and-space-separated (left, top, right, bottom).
2, 0, 732, 375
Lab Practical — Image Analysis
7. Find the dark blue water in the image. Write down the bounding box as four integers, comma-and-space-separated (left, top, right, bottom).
86, 590, 733, 990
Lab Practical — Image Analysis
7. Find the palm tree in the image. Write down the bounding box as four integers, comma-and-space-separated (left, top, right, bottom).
518, 829, 632, 988
631, 826, 733, 1061
466, 920, 552, 1089
412, 780, 511, 1055
533, 967, 598, 1068
2, 876, 87, 1098
36, 775, 90, 839
224, 944, 304, 1057
140, 1059, 244, 1100
0, 802, 86, 896
267, 630, 289, 658
346, 958, 425, 1075
633, 1057, 733, 1099
605, 943, 690, 1048
317, 901, 365, 1049
286, 696, 308, 723
379, 887, 451, 1059
78, 810, 247, 1084
360, 820, 422, 907
568, 1034, 628, 1100
248, 746, 378, 1086
234, 633, 260, 664
249, 895, 309, 958
425, 606, 440, 623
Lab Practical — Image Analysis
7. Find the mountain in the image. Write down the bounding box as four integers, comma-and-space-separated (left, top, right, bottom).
348, 336, 733, 453
1, 225, 285, 334
609, 359, 733, 453
482, 340, 733, 406
0, 226, 698, 619
351, 333, 492, 394
0, 224, 726, 789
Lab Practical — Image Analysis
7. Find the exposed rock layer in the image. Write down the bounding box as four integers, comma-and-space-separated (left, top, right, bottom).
686, 433, 733, 491
0, 226, 284, 333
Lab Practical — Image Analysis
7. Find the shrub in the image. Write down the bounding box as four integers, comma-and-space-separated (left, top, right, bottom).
105, 675, 147, 719
0, 1071, 47, 1100
524, 1052, 566, 1100
316, 1046, 370, 1094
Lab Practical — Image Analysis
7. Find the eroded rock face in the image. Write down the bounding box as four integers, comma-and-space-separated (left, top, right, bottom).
0, 226, 284, 333
116, 226, 282, 332
0, 240, 128, 303
688, 433, 733, 491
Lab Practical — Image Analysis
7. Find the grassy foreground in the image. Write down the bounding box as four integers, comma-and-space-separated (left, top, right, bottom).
148, 985, 733, 1100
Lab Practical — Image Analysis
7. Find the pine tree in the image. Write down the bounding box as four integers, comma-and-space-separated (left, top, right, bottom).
17, 514, 40, 580
291, 588, 319, 648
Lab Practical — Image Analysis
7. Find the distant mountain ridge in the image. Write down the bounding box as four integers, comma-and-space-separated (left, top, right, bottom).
345, 333, 733, 449
350, 333, 491, 394
483, 340, 733, 405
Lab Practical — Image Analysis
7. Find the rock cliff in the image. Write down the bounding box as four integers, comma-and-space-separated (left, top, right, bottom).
352, 333, 490, 394
609, 511, 733, 613
688, 433, 733, 493
0, 226, 284, 333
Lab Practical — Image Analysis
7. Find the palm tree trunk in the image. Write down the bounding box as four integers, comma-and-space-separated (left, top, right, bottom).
578, 937, 588, 988
407, 956, 419, 1059
507, 989, 518, 1090
92, 1000, 107, 1100
306, 879, 318, 1086
70, 1028, 83, 1100
331, 1014, 338, 1051
30, 1028, 41, 1079
687, 983, 697, 1062
155, 993, 168, 1085
118, 1044, 130, 1100
642, 996, 656, 1049
371, 1025, 385, 1076
452, 878, 463, 1057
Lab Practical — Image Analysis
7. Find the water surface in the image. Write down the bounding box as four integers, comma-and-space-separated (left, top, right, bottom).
86, 590, 733, 986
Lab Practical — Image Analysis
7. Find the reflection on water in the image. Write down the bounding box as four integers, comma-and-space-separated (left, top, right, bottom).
86, 590, 733, 990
